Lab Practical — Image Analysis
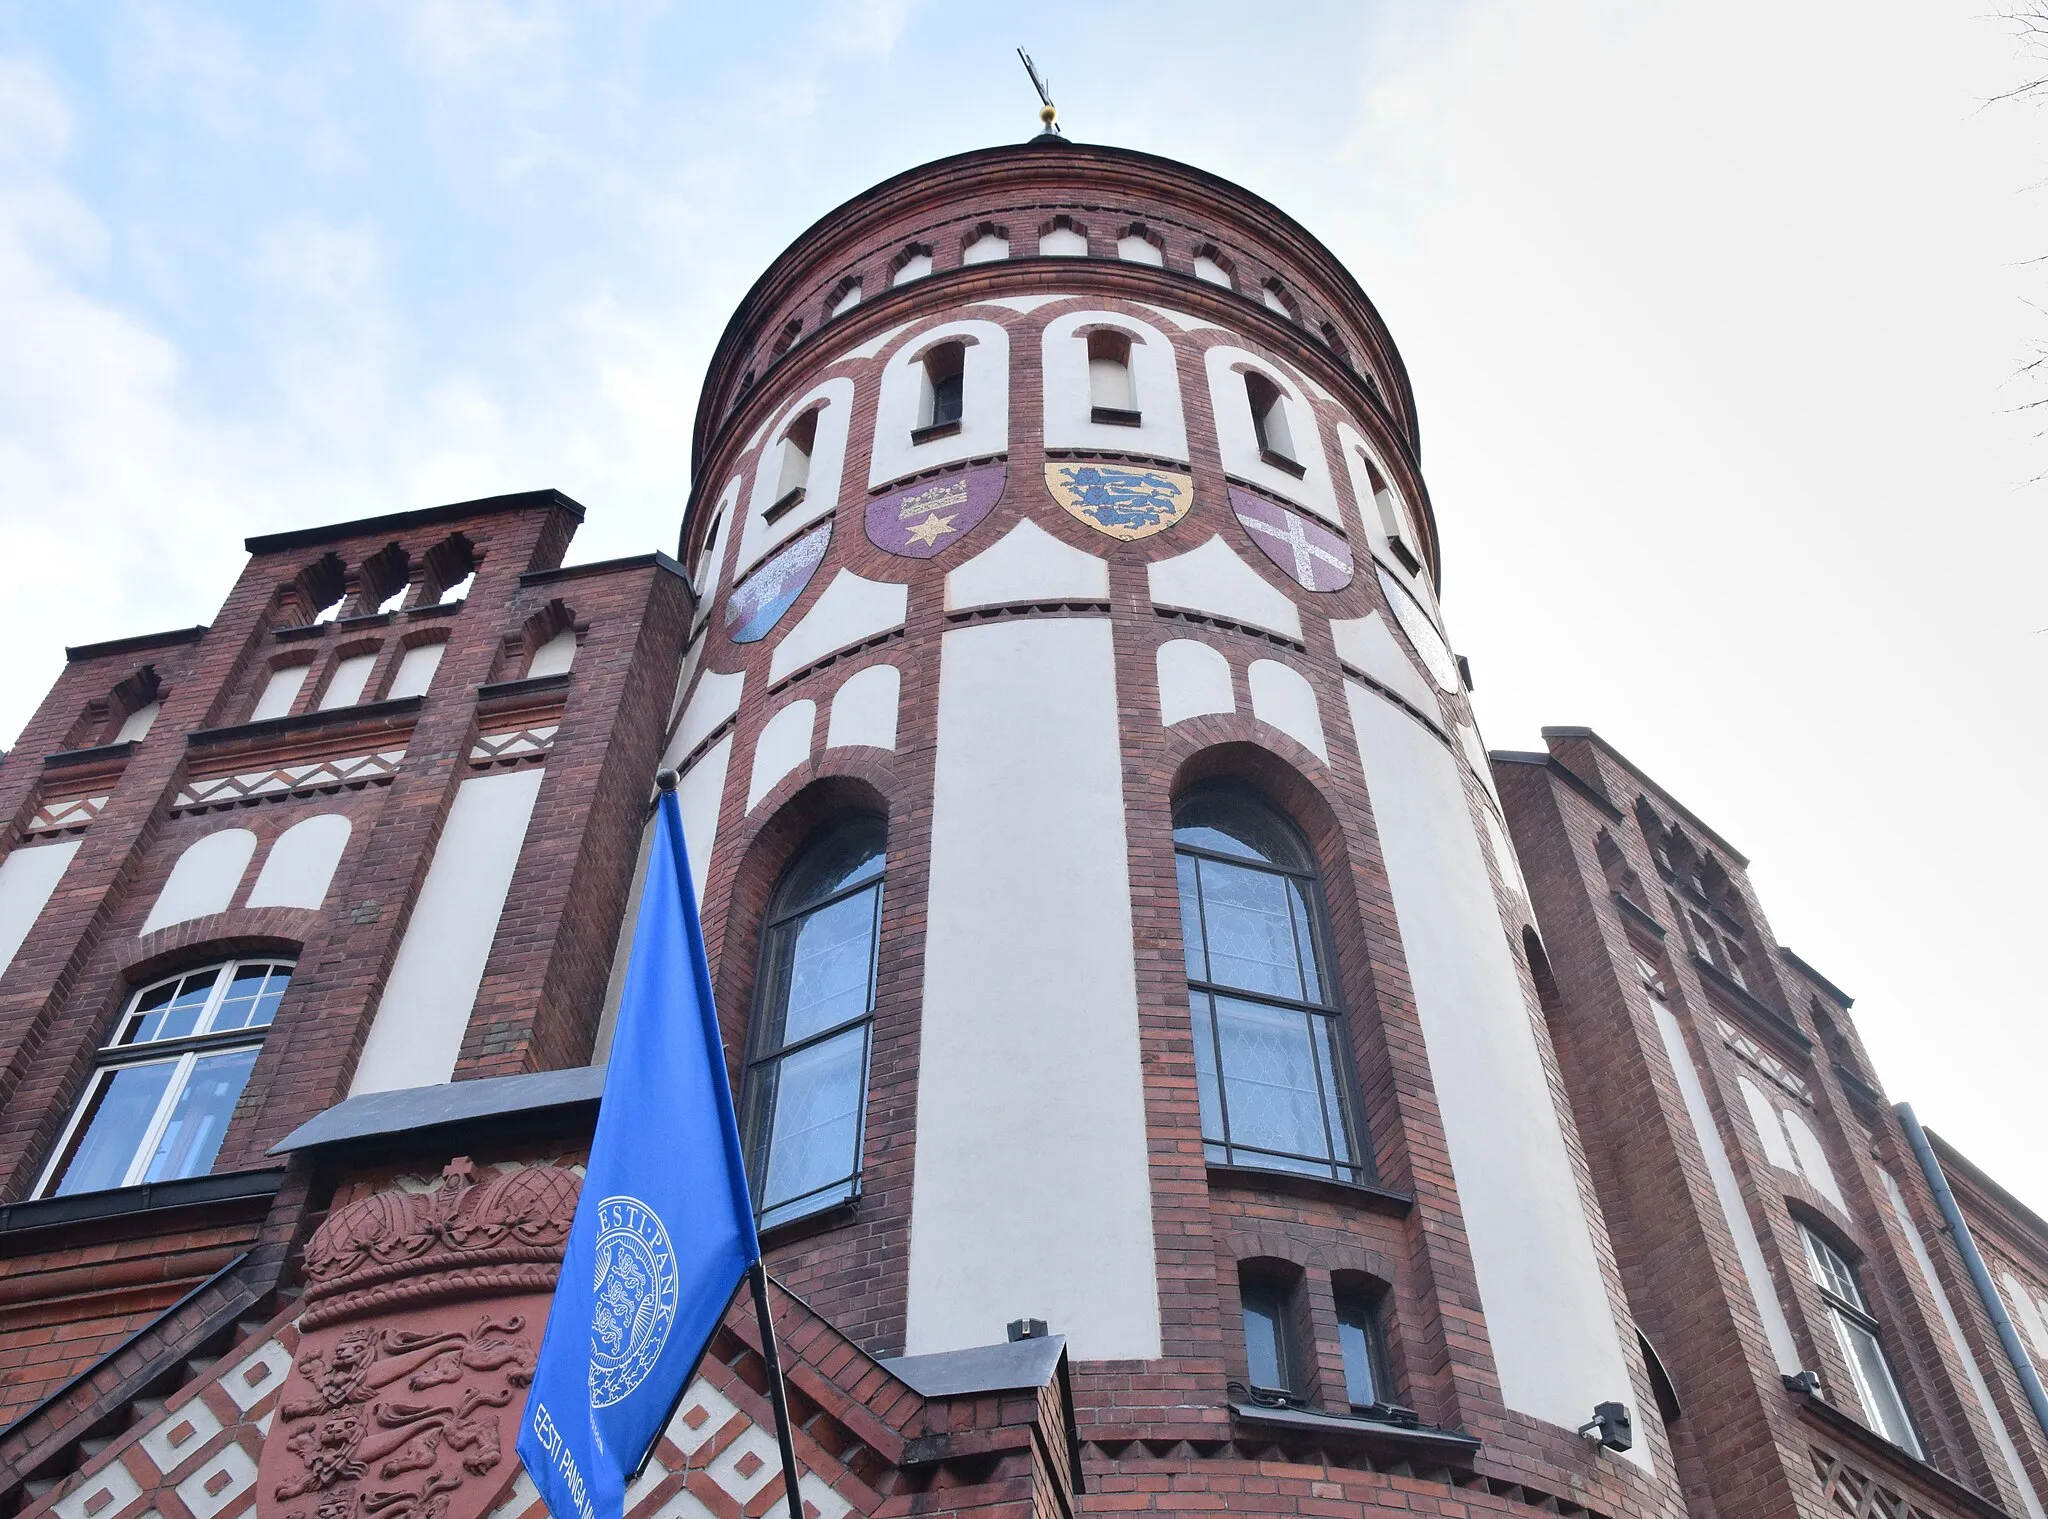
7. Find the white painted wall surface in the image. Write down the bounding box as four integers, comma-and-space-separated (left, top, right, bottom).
0, 841, 80, 978
349, 767, 544, 1095
748, 700, 816, 812
593, 813, 658, 1064
869, 320, 1009, 488
1116, 235, 1164, 266
1330, 612, 1437, 715
666, 669, 744, 771
1739, 1076, 1799, 1173
245, 814, 351, 909
1781, 1108, 1848, 1212
678, 735, 731, 904
139, 829, 258, 935
768, 570, 908, 682
1155, 638, 1234, 725
1882, 1170, 2046, 1519
1038, 225, 1087, 256
115, 701, 161, 742
319, 653, 378, 710
694, 477, 743, 606
891, 251, 931, 285
961, 232, 1008, 264
1147, 535, 1303, 643
388, 642, 446, 699
250, 664, 310, 721
1652, 996, 1802, 1372
1193, 256, 1232, 288
1345, 683, 1645, 1459
738, 376, 855, 575
1248, 659, 1326, 760
946, 518, 1107, 611
908, 619, 1160, 1361
527, 629, 578, 679
1202, 345, 1339, 525
827, 664, 900, 751
1338, 422, 1431, 596
1041, 311, 1188, 461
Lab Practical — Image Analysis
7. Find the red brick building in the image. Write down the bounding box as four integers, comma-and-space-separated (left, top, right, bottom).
0, 135, 2042, 1519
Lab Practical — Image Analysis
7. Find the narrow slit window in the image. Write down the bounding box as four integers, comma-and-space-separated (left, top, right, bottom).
1246, 371, 1303, 476
1238, 1267, 1300, 1400
913, 341, 966, 442
1360, 452, 1422, 573
1087, 329, 1139, 425
1334, 1284, 1389, 1409
1801, 1225, 1922, 1456
318, 652, 379, 710
771, 408, 819, 519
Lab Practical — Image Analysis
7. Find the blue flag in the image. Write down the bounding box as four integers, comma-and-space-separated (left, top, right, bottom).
518, 788, 761, 1519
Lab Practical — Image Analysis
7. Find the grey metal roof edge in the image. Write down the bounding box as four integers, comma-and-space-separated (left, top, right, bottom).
271, 1064, 607, 1155
879, 1334, 1067, 1398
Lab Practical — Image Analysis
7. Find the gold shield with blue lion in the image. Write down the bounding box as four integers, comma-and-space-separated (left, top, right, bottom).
1044, 461, 1195, 541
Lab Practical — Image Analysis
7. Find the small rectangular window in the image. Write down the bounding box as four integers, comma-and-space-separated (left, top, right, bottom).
772, 408, 819, 517
913, 342, 966, 443
1336, 1290, 1387, 1409
1246, 372, 1304, 476
1239, 1273, 1296, 1397
1087, 329, 1139, 425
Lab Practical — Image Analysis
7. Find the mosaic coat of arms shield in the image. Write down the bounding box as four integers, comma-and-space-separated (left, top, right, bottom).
725, 522, 829, 643
1229, 487, 1354, 592
866, 465, 1006, 558
1043, 462, 1194, 542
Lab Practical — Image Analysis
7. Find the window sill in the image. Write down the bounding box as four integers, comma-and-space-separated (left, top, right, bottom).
477, 672, 572, 704
1227, 1401, 1479, 1460
187, 694, 424, 753
764, 485, 807, 524
1385, 536, 1423, 574
910, 420, 963, 445
407, 600, 465, 621
1, 1168, 285, 1237
43, 739, 140, 771
1207, 1163, 1412, 1217
1090, 406, 1143, 428
1694, 954, 1813, 1052
757, 1193, 859, 1251
1259, 448, 1308, 479
1785, 1384, 1989, 1518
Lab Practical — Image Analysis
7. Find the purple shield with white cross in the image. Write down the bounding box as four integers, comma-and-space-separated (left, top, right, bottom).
865, 465, 1006, 558
1229, 487, 1354, 593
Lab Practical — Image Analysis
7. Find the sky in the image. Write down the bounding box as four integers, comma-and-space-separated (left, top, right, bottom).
1, 2, 2044, 1211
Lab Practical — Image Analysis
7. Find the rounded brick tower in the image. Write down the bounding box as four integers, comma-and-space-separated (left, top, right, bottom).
659, 137, 1686, 1519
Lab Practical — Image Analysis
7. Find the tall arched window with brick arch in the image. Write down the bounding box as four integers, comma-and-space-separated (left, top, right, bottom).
1173, 788, 1365, 1184
36, 959, 293, 1197
740, 815, 884, 1230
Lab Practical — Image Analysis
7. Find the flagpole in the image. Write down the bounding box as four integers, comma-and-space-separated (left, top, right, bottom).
747, 1260, 807, 1519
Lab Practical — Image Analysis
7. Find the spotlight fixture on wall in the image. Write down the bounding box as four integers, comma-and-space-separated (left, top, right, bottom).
1783, 1370, 1823, 1397
1577, 1401, 1633, 1452
1007, 1317, 1050, 1342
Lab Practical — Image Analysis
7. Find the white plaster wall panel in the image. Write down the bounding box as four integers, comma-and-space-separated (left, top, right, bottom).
2002, 1270, 2048, 1362
1883, 1171, 2047, 1519
768, 569, 908, 682
892, 251, 932, 285
666, 668, 745, 770
738, 376, 855, 575
593, 814, 658, 1063
869, 320, 1010, 488
250, 664, 310, 721
1155, 639, 1234, 726
1739, 1075, 1799, 1173
1147, 535, 1303, 643
1116, 234, 1164, 265
1651, 995, 1803, 1373
139, 829, 258, 936
527, 628, 578, 679
1345, 683, 1646, 1460
748, 700, 816, 812
1038, 225, 1087, 256
141, 1375, 223, 1469
349, 767, 544, 1095
176, 1443, 257, 1519
1338, 422, 1432, 600
909, 619, 1160, 1361
1192, 256, 1233, 288
961, 232, 1008, 264
115, 701, 161, 742
1202, 345, 1340, 525
839, 321, 914, 363
1041, 310, 1188, 461
318, 653, 378, 710
388, 641, 446, 699
1248, 659, 1327, 761
1378, 567, 1461, 691
667, 633, 705, 728
826, 664, 900, 751
946, 518, 1108, 611
678, 736, 731, 906
245, 814, 352, 910
1456, 719, 1503, 807
1481, 806, 1530, 906
53, 1459, 139, 1519
0, 841, 79, 978
972, 293, 1077, 314
1780, 1107, 1848, 1212
1330, 612, 1438, 716
694, 478, 744, 604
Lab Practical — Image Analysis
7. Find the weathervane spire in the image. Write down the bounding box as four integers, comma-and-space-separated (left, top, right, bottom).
1017, 47, 1062, 140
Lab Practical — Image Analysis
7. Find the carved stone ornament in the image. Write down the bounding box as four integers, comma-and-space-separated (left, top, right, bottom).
258, 1159, 581, 1519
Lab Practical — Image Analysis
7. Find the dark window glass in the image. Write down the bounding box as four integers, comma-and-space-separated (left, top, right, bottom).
1337, 1292, 1386, 1408
1240, 1275, 1293, 1395
743, 818, 885, 1230
1175, 791, 1365, 1183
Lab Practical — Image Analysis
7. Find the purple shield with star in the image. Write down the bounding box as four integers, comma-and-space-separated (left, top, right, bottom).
865, 465, 1006, 558
1230, 487, 1354, 593
725, 522, 829, 643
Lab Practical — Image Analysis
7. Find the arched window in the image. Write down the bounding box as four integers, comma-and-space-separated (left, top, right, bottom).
742, 818, 885, 1229
1237, 1261, 1305, 1401
1174, 790, 1364, 1183
914, 341, 966, 441
1245, 371, 1302, 475
1800, 1223, 1921, 1455
772, 407, 819, 517
1087, 329, 1138, 425
1332, 1271, 1391, 1410
37, 959, 292, 1198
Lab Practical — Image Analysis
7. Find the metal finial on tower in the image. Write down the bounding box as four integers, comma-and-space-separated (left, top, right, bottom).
1017, 47, 1062, 140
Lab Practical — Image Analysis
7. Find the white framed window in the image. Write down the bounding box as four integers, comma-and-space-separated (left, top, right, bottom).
38, 960, 292, 1198
914, 341, 966, 439
1801, 1224, 1922, 1455
1245, 371, 1301, 474
772, 407, 820, 516
1087, 329, 1138, 423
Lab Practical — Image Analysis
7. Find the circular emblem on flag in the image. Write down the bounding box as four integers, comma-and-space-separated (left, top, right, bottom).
589, 1196, 680, 1408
